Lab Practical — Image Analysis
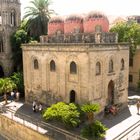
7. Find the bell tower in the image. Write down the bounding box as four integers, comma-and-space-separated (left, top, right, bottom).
0, 0, 21, 77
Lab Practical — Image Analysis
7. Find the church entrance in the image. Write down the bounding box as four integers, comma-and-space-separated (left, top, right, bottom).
70, 90, 76, 103
108, 80, 114, 105
0, 65, 4, 78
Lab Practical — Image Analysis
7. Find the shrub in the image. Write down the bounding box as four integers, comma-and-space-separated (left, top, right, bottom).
81, 120, 108, 140
43, 102, 80, 128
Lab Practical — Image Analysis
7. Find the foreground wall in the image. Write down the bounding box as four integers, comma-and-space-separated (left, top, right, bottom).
0, 115, 51, 140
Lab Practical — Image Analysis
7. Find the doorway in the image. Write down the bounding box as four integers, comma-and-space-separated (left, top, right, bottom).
108, 80, 114, 105
70, 90, 76, 103
0, 65, 4, 78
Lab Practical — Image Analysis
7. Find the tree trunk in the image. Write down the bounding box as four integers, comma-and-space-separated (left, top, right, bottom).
87, 112, 94, 124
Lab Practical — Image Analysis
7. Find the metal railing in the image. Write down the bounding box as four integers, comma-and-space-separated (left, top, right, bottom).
2, 107, 87, 140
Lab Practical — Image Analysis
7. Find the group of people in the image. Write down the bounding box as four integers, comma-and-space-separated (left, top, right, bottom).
104, 104, 119, 116
32, 100, 43, 113
10, 90, 20, 102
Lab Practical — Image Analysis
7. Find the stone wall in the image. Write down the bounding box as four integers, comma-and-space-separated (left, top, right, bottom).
22, 43, 129, 112
129, 48, 140, 88
0, 115, 51, 140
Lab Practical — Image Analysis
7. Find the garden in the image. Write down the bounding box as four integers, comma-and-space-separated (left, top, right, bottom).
43, 102, 108, 140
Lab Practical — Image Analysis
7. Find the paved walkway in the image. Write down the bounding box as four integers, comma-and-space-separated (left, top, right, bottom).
103, 90, 140, 140
0, 90, 140, 140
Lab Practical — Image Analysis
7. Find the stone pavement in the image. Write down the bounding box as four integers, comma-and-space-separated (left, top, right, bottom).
0, 90, 140, 140
102, 90, 140, 140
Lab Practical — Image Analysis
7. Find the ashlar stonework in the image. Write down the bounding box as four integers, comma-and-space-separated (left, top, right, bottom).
22, 42, 129, 111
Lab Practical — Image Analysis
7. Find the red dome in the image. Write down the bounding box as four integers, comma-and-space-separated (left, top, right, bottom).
48, 17, 64, 35
84, 12, 109, 33
64, 15, 83, 34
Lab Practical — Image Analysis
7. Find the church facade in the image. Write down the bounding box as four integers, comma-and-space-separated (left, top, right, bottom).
22, 13, 129, 111
0, 0, 20, 77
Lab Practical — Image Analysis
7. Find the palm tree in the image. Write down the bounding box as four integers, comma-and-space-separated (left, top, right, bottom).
81, 103, 100, 124
23, 0, 54, 40
0, 78, 17, 104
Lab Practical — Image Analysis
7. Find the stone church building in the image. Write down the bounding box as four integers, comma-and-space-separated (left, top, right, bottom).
22, 13, 129, 111
0, 0, 20, 77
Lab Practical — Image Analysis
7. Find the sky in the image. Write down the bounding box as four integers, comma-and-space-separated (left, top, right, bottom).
21, 0, 140, 19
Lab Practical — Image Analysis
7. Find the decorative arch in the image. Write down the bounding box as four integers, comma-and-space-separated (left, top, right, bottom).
0, 12, 2, 25
50, 60, 56, 71
121, 58, 124, 70
33, 59, 39, 69
10, 9, 16, 26
56, 30, 63, 35
107, 80, 114, 105
96, 61, 101, 75
70, 61, 77, 74
66, 54, 79, 75
109, 59, 113, 73
70, 90, 76, 103
95, 25, 102, 32
0, 33, 4, 52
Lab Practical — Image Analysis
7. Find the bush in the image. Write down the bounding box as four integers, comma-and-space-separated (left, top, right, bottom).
43, 102, 80, 128
81, 120, 108, 140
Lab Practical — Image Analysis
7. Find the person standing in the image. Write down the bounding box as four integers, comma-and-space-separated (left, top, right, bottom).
136, 100, 140, 115
38, 103, 43, 113
32, 100, 37, 112
10, 90, 15, 102
15, 90, 20, 101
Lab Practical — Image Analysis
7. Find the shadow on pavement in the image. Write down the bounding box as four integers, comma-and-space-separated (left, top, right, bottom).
15, 103, 44, 122
101, 107, 131, 129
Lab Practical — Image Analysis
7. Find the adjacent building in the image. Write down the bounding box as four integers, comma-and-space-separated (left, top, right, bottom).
0, 0, 21, 77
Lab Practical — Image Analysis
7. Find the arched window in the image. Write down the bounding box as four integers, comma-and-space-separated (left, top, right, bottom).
0, 34, 4, 52
50, 60, 56, 71
121, 59, 124, 70
34, 59, 39, 69
95, 25, 102, 32
109, 59, 113, 73
0, 12, 2, 25
96, 62, 101, 75
10, 9, 16, 26
70, 61, 77, 74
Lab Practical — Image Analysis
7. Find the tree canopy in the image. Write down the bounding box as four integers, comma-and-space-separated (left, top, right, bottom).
23, 0, 55, 40
110, 21, 140, 57
11, 28, 30, 71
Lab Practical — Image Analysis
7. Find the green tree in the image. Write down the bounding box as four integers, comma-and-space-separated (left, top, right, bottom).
11, 28, 30, 71
10, 72, 24, 95
81, 120, 108, 140
0, 78, 17, 104
110, 21, 140, 57
43, 102, 80, 128
23, 0, 54, 40
81, 103, 100, 124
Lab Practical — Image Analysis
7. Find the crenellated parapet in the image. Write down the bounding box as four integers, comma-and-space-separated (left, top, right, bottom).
40, 32, 118, 44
